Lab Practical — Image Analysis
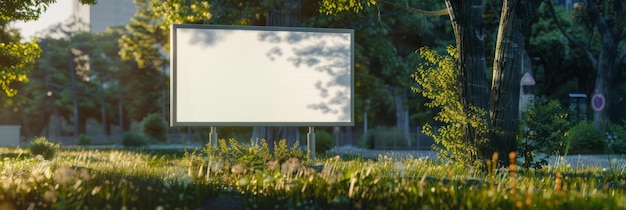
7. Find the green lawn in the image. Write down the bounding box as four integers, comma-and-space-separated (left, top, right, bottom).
1, 142, 625, 209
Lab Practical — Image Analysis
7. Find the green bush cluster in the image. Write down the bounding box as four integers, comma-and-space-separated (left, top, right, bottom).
315, 130, 335, 153
121, 132, 147, 147
566, 121, 606, 154
518, 98, 571, 169
77, 134, 92, 145
29, 136, 59, 160
363, 127, 409, 149
203, 138, 308, 171
141, 113, 167, 143
605, 121, 626, 154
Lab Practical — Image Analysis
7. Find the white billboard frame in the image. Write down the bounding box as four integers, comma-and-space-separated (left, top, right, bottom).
170, 24, 354, 127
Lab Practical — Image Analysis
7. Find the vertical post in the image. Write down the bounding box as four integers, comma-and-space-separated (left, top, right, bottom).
307, 126, 316, 160
364, 112, 368, 136
209, 126, 218, 145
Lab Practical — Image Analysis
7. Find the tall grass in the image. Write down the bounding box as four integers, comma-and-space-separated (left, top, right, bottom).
0, 144, 624, 209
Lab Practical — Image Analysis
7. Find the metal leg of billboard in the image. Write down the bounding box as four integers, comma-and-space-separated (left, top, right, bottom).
209, 126, 218, 145
307, 126, 316, 161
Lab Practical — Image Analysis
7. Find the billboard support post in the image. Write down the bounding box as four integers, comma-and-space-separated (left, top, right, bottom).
209, 126, 218, 145
307, 126, 316, 160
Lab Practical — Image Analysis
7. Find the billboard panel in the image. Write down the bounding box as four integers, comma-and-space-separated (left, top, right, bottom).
170, 24, 354, 126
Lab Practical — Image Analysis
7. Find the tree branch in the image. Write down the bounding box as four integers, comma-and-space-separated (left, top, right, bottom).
546, 0, 597, 71
377, 0, 448, 16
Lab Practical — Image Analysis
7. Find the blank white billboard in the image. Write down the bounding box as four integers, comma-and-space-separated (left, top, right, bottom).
170, 24, 354, 126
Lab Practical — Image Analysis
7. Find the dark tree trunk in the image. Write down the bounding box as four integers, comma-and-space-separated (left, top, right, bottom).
548, 0, 625, 129
393, 87, 410, 146
445, 0, 491, 161
586, 0, 620, 130
70, 52, 80, 139
489, 0, 543, 161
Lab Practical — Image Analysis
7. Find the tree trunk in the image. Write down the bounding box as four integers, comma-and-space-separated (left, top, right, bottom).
252, 0, 303, 148
444, 0, 491, 160
70, 51, 80, 139
593, 41, 618, 129
489, 0, 543, 161
393, 87, 410, 147
587, 0, 620, 130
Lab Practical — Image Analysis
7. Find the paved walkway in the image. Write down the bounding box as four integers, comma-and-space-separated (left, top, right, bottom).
328, 145, 626, 169
63, 144, 626, 169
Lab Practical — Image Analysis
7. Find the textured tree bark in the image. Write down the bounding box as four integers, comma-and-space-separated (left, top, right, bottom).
489, 0, 543, 160
587, 0, 620, 130
445, 0, 491, 161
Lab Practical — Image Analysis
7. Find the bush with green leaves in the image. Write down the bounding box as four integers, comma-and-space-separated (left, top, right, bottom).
141, 113, 167, 143
29, 136, 59, 160
364, 127, 409, 149
77, 134, 92, 145
203, 138, 308, 170
315, 130, 335, 153
411, 46, 489, 168
518, 98, 571, 169
605, 120, 626, 154
121, 132, 147, 147
566, 121, 606, 154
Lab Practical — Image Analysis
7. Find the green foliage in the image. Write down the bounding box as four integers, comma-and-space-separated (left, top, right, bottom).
567, 121, 607, 154
315, 130, 335, 153
605, 121, 626, 154
121, 132, 147, 147
319, 0, 376, 15
363, 127, 409, 149
0, 0, 97, 21
77, 134, 92, 146
412, 46, 489, 168
2, 147, 626, 209
29, 136, 59, 160
518, 98, 572, 169
0, 40, 41, 97
204, 138, 307, 171
141, 113, 167, 143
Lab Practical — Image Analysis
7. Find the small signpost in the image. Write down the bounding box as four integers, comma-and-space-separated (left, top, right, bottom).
591, 93, 605, 112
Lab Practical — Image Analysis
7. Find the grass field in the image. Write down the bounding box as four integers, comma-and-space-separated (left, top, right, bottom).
1, 140, 626, 209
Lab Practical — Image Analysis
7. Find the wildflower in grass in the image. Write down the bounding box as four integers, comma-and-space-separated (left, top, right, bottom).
54, 167, 75, 185
231, 164, 245, 174
281, 158, 301, 174
266, 160, 279, 172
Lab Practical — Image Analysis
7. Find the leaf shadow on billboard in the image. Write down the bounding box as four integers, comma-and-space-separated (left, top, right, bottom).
173, 25, 353, 125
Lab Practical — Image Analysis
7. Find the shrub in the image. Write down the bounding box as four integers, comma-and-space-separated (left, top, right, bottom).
315, 130, 335, 153
518, 98, 571, 169
606, 120, 626, 154
566, 121, 606, 154
77, 134, 92, 145
204, 138, 308, 171
29, 136, 59, 160
121, 132, 147, 147
412, 46, 489, 168
141, 113, 167, 143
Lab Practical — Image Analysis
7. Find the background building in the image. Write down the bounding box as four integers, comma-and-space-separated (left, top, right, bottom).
73, 0, 136, 33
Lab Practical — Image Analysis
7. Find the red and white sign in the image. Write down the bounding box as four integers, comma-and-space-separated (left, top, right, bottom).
591, 93, 605, 112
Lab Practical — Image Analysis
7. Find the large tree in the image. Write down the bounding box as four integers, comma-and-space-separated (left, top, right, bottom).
548, 0, 626, 129
322, 0, 544, 164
